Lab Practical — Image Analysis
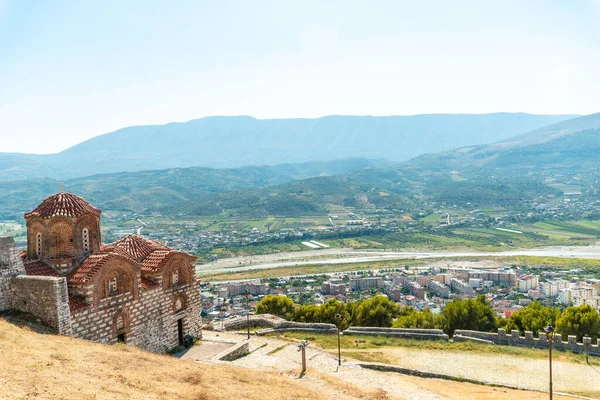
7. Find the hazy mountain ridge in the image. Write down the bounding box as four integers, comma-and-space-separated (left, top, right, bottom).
2, 113, 599, 220
0, 158, 387, 218
0, 113, 577, 181
404, 113, 600, 178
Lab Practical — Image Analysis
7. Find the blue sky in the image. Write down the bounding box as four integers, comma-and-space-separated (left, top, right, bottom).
1, 0, 599, 154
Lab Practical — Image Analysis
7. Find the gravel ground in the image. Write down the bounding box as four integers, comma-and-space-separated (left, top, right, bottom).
193, 332, 582, 400
349, 347, 600, 398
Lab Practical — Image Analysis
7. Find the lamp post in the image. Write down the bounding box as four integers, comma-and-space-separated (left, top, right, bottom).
245, 290, 250, 340
297, 340, 310, 375
335, 313, 342, 367
544, 325, 555, 400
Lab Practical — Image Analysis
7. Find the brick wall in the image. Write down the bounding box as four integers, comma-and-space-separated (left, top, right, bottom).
71, 282, 202, 352
0, 237, 26, 312
10, 275, 73, 335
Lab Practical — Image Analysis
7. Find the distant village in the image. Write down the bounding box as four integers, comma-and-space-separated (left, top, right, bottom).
200, 264, 600, 322
96, 193, 600, 257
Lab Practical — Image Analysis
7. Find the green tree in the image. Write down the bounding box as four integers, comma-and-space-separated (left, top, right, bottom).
353, 295, 400, 327
293, 304, 322, 323
320, 298, 350, 329
502, 301, 560, 334
556, 304, 600, 341
392, 307, 438, 329
255, 295, 296, 320
439, 295, 496, 336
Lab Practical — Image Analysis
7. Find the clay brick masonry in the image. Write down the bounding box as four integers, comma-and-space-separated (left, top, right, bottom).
0, 192, 201, 352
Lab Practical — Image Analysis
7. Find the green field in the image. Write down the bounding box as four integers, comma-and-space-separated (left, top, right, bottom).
275, 332, 600, 365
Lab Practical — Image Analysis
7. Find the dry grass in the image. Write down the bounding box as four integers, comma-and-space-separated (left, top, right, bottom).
300, 370, 397, 400
0, 318, 324, 400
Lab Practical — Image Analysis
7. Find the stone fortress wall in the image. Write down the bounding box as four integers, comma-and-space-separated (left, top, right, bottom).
343, 326, 448, 340
1, 237, 72, 334
223, 314, 338, 334
11, 275, 73, 335
454, 328, 600, 356
224, 315, 600, 355
223, 315, 449, 340
0, 237, 26, 311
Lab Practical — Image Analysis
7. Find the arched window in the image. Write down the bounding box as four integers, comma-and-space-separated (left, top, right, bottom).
108, 277, 118, 294
82, 228, 90, 253
102, 269, 134, 299
36, 232, 42, 258
49, 222, 73, 258
175, 297, 184, 312
116, 314, 125, 330
172, 269, 179, 286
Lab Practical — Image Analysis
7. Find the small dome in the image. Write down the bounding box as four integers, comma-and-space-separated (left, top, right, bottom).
111, 235, 170, 261
25, 192, 101, 219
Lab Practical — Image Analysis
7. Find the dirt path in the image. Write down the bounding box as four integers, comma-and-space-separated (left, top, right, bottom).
344, 346, 600, 398
190, 332, 579, 400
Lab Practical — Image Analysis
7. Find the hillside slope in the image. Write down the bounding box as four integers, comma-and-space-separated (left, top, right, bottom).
0, 317, 322, 400
0, 158, 386, 218
0, 113, 577, 180
404, 112, 600, 177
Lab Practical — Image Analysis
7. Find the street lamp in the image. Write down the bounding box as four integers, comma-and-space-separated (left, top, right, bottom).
297, 340, 310, 375
245, 290, 251, 340
544, 325, 555, 400
335, 313, 342, 367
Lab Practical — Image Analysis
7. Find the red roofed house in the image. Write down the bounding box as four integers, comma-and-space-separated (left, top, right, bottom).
19, 192, 201, 352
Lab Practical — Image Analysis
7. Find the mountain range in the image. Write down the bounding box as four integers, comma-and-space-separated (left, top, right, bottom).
0, 113, 577, 181
1, 112, 599, 219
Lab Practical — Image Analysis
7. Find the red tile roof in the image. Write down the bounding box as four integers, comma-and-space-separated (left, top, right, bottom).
141, 277, 160, 290
25, 192, 101, 219
68, 253, 112, 284
140, 250, 171, 272
112, 235, 169, 261
67, 251, 139, 285
68, 295, 90, 313
23, 261, 60, 277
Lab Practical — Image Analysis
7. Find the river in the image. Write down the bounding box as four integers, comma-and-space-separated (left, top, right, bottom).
196, 245, 600, 274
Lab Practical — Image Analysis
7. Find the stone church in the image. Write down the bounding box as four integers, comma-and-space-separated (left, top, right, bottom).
0, 192, 201, 352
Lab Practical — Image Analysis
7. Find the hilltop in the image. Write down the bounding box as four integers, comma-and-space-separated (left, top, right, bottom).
0, 316, 323, 400
404, 112, 600, 177
0, 316, 579, 400
0, 158, 387, 218
0, 113, 577, 181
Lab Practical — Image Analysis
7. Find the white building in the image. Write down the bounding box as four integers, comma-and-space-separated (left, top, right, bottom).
469, 278, 482, 289
540, 279, 568, 297
518, 275, 539, 293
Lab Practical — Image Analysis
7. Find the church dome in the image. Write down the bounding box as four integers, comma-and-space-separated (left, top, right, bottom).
112, 235, 169, 261
25, 192, 101, 219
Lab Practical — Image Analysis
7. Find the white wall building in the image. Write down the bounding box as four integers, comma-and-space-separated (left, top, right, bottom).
518, 275, 539, 293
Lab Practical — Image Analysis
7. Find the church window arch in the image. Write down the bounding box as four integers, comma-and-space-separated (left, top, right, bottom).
36, 232, 42, 258
108, 276, 118, 294
173, 295, 186, 313
48, 222, 73, 258
82, 228, 90, 253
